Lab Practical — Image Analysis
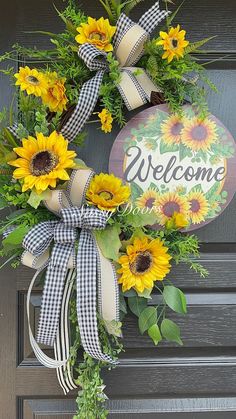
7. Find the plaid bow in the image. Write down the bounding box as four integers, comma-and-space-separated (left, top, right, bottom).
23, 206, 116, 363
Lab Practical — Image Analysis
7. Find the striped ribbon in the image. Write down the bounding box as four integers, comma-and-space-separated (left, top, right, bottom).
20, 168, 119, 393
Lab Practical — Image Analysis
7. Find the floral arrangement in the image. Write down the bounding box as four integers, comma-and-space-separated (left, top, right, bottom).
0, 1, 214, 418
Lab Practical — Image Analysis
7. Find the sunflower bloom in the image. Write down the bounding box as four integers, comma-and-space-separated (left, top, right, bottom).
155, 191, 190, 226
75, 17, 116, 52
118, 236, 171, 293
188, 191, 209, 224
98, 109, 113, 133
166, 211, 189, 230
161, 114, 185, 145
136, 188, 159, 210
14, 66, 48, 97
86, 173, 130, 211
157, 25, 189, 63
42, 72, 68, 113
8, 131, 76, 194
181, 117, 217, 152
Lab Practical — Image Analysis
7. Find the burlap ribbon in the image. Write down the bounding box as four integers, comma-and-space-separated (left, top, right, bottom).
61, 1, 169, 141
22, 169, 119, 387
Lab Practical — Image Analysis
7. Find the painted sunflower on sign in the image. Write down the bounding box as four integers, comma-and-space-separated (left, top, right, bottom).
187, 190, 209, 224
9, 131, 76, 194
155, 191, 190, 226
161, 114, 185, 145
136, 188, 159, 210
118, 236, 172, 293
181, 117, 217, 152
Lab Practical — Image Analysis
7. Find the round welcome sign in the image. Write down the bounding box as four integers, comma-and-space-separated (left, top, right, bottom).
109, 105, 236, 231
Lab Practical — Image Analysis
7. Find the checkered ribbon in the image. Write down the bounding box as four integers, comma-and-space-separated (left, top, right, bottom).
22, 205, 117, 364
61, 1, 169, 142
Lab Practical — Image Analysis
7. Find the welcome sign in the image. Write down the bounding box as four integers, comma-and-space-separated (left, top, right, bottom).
109, 105, 236, 231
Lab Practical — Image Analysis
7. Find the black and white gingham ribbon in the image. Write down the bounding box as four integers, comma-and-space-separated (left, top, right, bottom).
22, 206, 118, 364
60, 1, 169, 142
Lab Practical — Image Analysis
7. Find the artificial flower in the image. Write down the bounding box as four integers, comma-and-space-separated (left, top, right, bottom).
42, 72, 68, 113
157, 25, 189, 63
86, 173, 131, 211
165, 211, 189, 230
181, 117, 217, 151
9, 131, 76, 194
14, 66, 48, 97
75, 17, 116, 52
187, 190, 209, 224
154, 191, 190, 226
136, 188, 159, 210
161, 114, 185, 145
98, 109, 113, 133
118, 236, 171, 293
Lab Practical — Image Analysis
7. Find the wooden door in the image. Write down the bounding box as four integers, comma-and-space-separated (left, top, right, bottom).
1, 0, 236, 418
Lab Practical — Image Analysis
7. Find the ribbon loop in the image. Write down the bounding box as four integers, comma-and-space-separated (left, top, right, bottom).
78, 43, 108, 71
23, 220, 57, 256
53, 222, 77, 244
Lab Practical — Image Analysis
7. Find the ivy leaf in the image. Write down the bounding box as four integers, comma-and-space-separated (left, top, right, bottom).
2, 225, 29, 251
163, 286, 187, 314
161, 318, 183, 345
128, 296, 147, 317
138, 306, 157, 334
103, 319, 122, 337
148, 324, 162, 346
27, 189, 51, 209
94, 224, 121, 261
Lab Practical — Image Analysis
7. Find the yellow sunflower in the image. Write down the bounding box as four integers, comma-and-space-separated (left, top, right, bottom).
42, 72, 68, 113
8, 131, 76, 194
86, 173, 131, 211
75, 17, 116, 52
14, 66, 48, 97
118, 236, 171, 293
136, 188, 159, 210
157, 25, 189, 63
181, 117, 217, 152
187, 191, 209, 224
154, 191, 190, 226
98, 109, 113, 133
161, 114, 185, 145
165, 211, 189, 230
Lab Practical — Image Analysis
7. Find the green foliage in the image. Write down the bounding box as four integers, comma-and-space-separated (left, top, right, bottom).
138, 306, 157, 334
161, 318, 183, 345
163, 285, 187, 314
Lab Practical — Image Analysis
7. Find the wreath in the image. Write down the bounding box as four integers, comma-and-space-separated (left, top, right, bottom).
0, 1, 215, 418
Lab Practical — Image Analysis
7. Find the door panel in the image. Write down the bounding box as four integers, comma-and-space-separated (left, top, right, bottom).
1, 0, 236, 418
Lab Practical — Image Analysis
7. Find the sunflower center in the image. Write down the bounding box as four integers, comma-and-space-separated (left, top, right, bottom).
171, 122, 183, 136
131, 251, 153, 275
190, 199, 200, 213
171, 38, 178, 49
98, 190, 113, 201
145, 198, 155, 208
30, 150, 58, 176
163, 201, 180, 217
89, 31, 106, 41
26, 75, 40, 85
191, 124, 208, 142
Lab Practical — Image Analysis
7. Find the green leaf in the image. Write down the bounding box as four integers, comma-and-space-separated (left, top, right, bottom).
74, 158, 89, 170
137, 288, 152, 299
163, 286, 187, 314
130, 182, 144, 201
138, 306, 157, 334
128, 296, 147, 317
161, 318, 183, 345
205, 182, 220, 201
119, 294, 127, 314
185, 36, 217, 54
125, 210, 158, 228
148, 324, 162, 346
94, 224, 121, 261
103, 319, 122, 337
2, 225, 29, 251
27, 189, 51, 209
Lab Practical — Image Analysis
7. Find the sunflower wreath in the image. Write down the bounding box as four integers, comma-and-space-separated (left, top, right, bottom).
0, 1, 213, 418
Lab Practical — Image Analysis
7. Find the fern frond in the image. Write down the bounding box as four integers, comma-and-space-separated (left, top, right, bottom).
185, 36, 216, 54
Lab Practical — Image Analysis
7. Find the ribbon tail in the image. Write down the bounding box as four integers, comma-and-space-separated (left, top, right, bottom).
77, 230, 116, 364
37, 242, 74, 346
138, 1, 170, 34
118, 68, 162, 111
54, 269, 77, 394
60, 70, 105, 142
